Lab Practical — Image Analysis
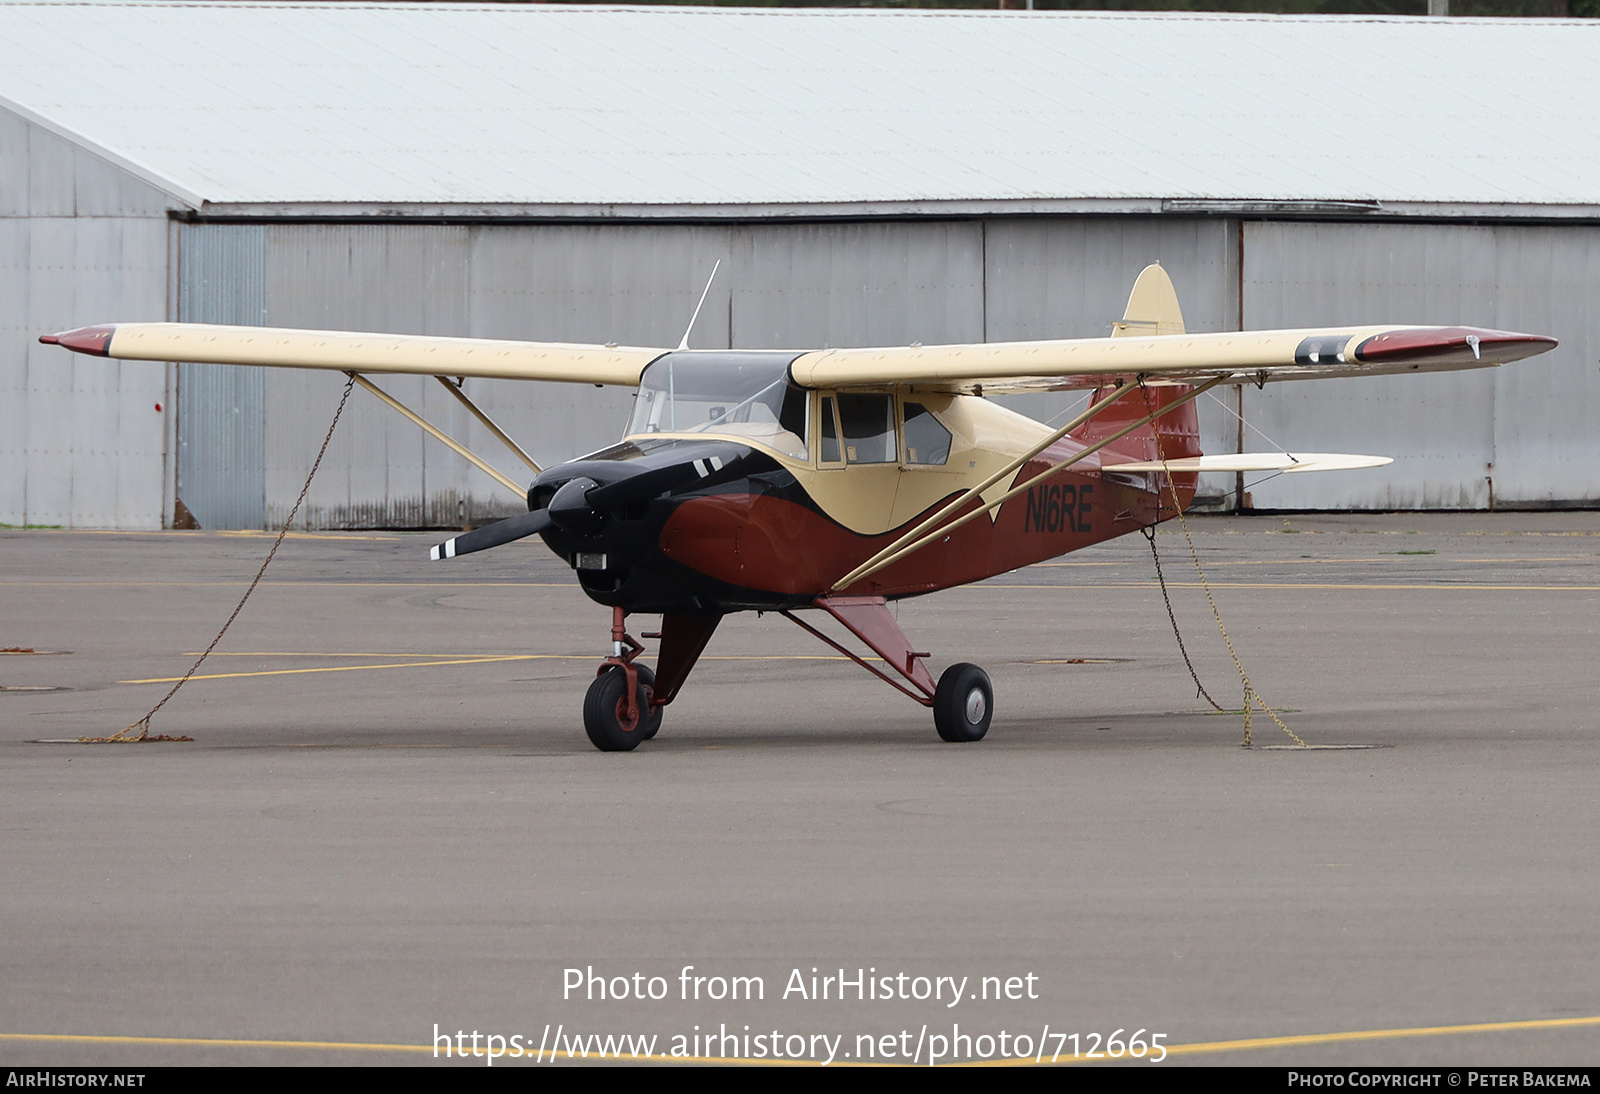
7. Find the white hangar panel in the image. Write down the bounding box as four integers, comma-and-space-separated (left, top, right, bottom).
0, 106, 172, 219
0, 216, 25, 523
176, 224, 267, 531
1241, 222, 1502, 510
1483, 227, 1600, 507
263, 224, 472, 530
1, 110, 171, 529
7, 215, 166, 529
729, 222, 985, 351
1241, 221, 1600, 510
468, 225, 733, 351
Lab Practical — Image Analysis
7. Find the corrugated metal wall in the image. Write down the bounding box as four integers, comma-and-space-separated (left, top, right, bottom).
13, 146, 1600, 530
186, 218, 1249, 528
1241, 222, 1600, 510
0, 112, 172, 529
176, 225, 267, 529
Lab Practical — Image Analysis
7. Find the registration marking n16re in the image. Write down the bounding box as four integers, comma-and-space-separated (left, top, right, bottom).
1025, 483, 1092, 534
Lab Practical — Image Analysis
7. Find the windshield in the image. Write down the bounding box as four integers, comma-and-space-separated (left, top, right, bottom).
627, 351, 809, 460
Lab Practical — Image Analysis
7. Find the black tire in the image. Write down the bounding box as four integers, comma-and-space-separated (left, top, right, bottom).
583, 666, 659, 752
933, 663, 993, 742
634, 665, 664, 740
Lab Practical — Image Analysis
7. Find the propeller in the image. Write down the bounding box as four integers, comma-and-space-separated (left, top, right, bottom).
427, 449, 741, 560
430, 508, 553, 560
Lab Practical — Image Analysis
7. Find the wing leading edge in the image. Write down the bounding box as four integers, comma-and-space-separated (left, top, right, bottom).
41, 264, 1558, 393
788, 324, 1557, 394
40, 323, 668, 386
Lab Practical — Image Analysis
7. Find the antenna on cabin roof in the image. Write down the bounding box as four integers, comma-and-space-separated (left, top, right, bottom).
677, 260, 721, 351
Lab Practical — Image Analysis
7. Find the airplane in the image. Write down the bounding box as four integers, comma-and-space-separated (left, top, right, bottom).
40, 265, 1557, 751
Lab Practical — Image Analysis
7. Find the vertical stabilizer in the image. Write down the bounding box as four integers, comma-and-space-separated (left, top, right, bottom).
1076, 264, 1202, 479
1113, 263, 1185, 338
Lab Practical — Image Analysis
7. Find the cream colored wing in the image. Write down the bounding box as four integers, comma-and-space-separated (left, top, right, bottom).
789, 262, 1556, 393
789, 325, 1557, 394
40, 322, 667, 386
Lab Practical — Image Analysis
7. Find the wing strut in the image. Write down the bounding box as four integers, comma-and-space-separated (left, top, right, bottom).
831, 375, 1230, 592
346, 373, 526, 496
434, 376, 542, 475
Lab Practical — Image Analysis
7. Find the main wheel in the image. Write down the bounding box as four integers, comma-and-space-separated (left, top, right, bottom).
634, 665, 663, 740
584, 666, 661, 752
933, 663, 993, 742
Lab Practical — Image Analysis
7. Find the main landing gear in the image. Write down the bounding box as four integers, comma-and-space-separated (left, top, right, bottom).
780, 596, 993, 744
583, 598, 990, 751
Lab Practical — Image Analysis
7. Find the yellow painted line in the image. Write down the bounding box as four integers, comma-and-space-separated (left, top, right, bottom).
188, 651, 523, 658
1038, 558, 1400, 567
0, 581, 577, 588
1160, 1014, 1600, 1058
0, 529, 399, 541
0, 1032, 431, 1054
6, 1015, 1598, 1064
0, 1032, 814, 1066
119, 655, 542, 683
982, 582, 1600, 591
121, 654, 867, 684
187, 652, 861, 661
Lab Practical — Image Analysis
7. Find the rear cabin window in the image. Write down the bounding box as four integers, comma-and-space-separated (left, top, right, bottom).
902, 402, 952, 465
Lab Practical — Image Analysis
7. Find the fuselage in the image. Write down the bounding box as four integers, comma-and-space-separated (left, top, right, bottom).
530, 351, 1199, 615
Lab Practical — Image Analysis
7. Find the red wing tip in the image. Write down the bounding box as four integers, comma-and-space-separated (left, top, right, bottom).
1356, 327, 1558, 366
39, 325, 116, 356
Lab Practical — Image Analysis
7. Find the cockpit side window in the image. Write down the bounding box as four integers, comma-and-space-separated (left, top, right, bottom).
819, 395, 842, 464
902, 401, 952, 466
837, 393, 895, 464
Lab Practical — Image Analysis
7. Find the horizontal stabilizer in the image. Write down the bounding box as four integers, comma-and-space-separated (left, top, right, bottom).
1100, 453, 1393, 474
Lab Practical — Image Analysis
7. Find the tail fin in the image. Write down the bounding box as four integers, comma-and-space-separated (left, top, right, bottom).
1112, 262, 1186, 338
1074, 264, 1201, 463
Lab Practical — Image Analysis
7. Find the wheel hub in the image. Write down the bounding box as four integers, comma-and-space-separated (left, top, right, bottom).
965, 688, 986, 724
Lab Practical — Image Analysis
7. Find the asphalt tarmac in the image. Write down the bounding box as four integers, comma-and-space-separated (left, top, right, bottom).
3, 513, 1599, 1067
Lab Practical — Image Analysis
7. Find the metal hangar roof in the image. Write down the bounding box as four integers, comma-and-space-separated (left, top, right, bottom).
1, 1, 1597, 216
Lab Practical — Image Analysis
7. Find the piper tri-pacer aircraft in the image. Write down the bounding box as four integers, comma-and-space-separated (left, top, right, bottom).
42, 266, 1556, 750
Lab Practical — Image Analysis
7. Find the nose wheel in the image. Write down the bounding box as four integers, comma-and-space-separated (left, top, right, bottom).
933, 663, 993, 742
584, 664, 662, 751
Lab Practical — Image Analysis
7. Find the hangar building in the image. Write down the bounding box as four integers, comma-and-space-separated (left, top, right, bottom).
3, 1, 1599, 529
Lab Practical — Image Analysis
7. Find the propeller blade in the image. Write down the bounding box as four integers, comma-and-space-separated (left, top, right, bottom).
429, 508, 553, 560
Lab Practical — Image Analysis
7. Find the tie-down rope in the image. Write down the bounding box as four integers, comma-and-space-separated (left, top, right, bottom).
81, 375, 358, 743
1140, 380, 1306, 749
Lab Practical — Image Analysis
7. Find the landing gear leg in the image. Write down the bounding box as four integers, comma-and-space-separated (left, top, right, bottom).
584, 606, 659, 752
782, 595, 995, 743
584, 608, 719, 752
